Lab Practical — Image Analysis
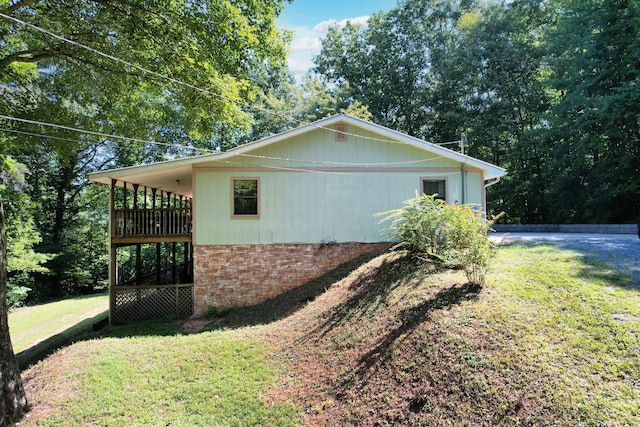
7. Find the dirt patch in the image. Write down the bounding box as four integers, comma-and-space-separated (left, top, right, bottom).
181, 315, 211, 333
611, 313, 639, 322
20, 343, 98, 426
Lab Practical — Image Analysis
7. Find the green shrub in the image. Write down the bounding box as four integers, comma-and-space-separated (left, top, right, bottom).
377, 194, 499, 285
7, 272, 32, 309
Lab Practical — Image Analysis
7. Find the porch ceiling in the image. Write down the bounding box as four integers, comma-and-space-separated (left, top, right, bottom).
89, 163, 193, 198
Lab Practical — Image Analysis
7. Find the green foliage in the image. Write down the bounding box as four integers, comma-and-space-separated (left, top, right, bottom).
315, 0, 473, 137
377, 194, 497, 285
1, 0, 292, 302
544, 0, 640, 223
446, 203, 498, 285
314, 0, 640, 224
1, 0, 291, 135
1, 160, 53, 307
6, 273, 30, 310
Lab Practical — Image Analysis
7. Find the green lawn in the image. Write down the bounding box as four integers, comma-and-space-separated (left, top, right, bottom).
16, 244, 640, 426
23, 328, 298, 427
8, 293, 108, 354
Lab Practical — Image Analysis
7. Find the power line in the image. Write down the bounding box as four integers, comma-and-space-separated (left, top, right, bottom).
0, 127, 95, 145
1, 116, 451, 167
0, 115, 211, 153
235, 152, 449, 167
435, 140, 462, 146
0, 12, 464, 151
0, 12, 300, 127
200, 156, 468, 178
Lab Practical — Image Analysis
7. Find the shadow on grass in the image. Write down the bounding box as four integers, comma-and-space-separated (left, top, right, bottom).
207, 250, 387, 330
16, 252, 388, 368
335, 280, 481, 393
309, 252, 438, 339
16, 311, 109, 370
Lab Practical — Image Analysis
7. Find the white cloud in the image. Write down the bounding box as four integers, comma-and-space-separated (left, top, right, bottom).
312, 15, 370, 34
286, 15, 370, 83
287, 57, 316, 74
291, 35, 323, 52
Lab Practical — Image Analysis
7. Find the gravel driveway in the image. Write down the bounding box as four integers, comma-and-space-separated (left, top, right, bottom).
492, 233, 640, 287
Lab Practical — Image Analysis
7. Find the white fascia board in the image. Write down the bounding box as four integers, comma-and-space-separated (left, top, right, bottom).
88, 153, 213, 184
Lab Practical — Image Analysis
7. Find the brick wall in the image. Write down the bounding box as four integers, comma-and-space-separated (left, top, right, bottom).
193, 242, 389, 313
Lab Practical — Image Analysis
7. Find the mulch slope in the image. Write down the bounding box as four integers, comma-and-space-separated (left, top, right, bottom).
254, 252, 532, 426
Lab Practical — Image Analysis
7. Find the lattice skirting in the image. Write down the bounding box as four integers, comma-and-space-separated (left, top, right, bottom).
111, 284, 193, 323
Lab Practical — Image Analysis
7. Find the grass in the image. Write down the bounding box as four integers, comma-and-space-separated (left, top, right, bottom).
18, 243, 640, 426
22, 329, 298, 426
8, 293, 108, 354
263, 244, 639, 425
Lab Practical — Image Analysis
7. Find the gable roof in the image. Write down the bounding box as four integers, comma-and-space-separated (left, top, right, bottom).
88, 114, 507, 197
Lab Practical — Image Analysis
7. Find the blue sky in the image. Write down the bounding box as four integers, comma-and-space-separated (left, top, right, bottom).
277, 0, 398, 81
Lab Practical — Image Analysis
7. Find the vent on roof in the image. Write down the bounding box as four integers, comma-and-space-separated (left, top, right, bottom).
335, 124, 347, 141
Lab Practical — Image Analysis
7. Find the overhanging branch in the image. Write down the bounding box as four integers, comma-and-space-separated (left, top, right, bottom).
2, 0, 40, 16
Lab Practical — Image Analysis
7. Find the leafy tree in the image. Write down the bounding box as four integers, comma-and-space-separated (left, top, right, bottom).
2, 162, 52, 307
449, 0, 552, 223
1, 0, 291, 302
1, 0, 290, 130
545, 0, 640, 223
314, 0, 475, 138
243, 73, 374, 145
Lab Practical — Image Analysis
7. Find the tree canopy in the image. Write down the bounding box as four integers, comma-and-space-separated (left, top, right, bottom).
313, 0, 640, 224
1, 0, 294, 302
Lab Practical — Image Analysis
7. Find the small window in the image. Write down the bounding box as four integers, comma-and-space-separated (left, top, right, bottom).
422, 179, 446, 201
232, 179, 259, 217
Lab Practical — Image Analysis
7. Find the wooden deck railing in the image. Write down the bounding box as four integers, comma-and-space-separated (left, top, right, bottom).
113, 207, 192, 238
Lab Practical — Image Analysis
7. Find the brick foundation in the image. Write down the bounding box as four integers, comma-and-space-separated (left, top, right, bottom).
193, 242, 389, 313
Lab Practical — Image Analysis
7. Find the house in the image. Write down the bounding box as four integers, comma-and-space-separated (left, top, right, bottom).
88, 114, 506, 323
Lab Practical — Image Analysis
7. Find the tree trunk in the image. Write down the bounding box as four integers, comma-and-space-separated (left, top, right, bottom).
0, 200, 28, 426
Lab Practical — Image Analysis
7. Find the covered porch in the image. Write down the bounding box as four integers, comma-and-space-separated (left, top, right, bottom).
90, 160, 197, 323
108, 178, 193, 323
90, 159, 197, 323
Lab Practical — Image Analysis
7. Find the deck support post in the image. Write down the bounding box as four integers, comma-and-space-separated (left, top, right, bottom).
171, 242, 177, 284
109, 179, 117, 324
152, 188, 161, 285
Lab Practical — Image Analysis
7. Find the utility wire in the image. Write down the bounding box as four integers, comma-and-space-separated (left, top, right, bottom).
235, 152, 449, 166
1, 127, 96, 145
1, 12, 306, 131
1, 116, 450, 167
197, 156, 466, 178
0, 12, 464, 151
0, 115, 211, 153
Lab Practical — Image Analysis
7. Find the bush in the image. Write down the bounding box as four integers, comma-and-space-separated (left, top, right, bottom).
377, 194, 499, 286
7, 272, 31, 309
